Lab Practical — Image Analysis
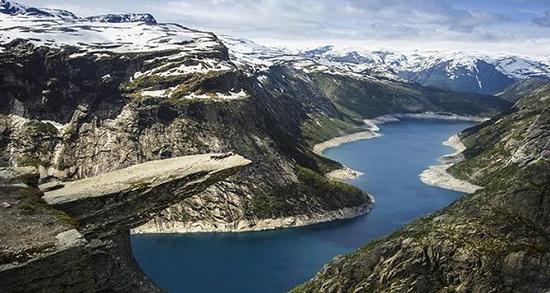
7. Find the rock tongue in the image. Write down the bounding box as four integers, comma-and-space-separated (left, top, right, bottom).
43, 153, 251, 238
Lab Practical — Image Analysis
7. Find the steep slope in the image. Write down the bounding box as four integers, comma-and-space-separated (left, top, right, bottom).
498, 78, 550, 102
0, 155, 249, 292
293, 83, 550, 292
309, 72, 511, 119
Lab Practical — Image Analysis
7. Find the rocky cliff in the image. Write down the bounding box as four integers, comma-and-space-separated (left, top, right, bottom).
292, 83, 550, 292
0, 40, 372, 232
0, 154, 249, 292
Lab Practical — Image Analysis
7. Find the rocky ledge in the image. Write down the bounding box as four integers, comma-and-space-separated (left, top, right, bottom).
0, 153, 249, 292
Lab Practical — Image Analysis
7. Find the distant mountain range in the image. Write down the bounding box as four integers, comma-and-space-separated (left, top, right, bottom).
308, 46, 550, 94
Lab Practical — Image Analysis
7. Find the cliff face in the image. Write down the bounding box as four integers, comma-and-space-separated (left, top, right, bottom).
0, 40, 374, 232
293, 84, 550, 292
0, 154, 250, 292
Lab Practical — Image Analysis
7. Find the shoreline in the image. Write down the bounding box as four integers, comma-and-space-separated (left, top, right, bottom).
419, 134, 483, 193
131, 202, 373, 234
368, 112, 488, 123
312, 111, 486, 181
312, 120, 382, 181
312, 130, 381, 156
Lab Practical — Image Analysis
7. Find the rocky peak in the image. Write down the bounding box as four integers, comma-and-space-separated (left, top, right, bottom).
0, 0, 77, 19
85, 13, 157, 25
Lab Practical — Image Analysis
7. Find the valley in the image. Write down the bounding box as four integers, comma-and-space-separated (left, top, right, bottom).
0, 1, 548, 292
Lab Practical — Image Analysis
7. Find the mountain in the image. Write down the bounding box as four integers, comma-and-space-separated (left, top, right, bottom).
307, 46, 550, 95
0, 0, 77, 19
0, 0, 510, 235
85, 13, 157, 24
497, 78, 550, 101
293, 82, 550, 292
0, 0, 374, 237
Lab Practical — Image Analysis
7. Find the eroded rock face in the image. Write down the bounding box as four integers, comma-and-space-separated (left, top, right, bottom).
0, 41, 373, 232
0, 154, 249, 292
293, 84, 550, 293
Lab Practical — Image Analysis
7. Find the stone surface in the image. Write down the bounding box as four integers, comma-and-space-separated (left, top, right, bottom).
45, 154, 250, 238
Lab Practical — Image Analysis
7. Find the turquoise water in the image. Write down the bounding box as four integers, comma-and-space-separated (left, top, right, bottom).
131, 119, 474, 293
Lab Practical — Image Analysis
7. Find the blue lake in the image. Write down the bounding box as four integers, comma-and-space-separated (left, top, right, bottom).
131, 119, 475, 293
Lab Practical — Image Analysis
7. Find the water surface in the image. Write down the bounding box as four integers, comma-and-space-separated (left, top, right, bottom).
131, 119, 474, 293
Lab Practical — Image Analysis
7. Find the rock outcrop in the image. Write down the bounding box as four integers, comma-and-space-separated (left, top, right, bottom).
293, 83, 550, 292
0, 154, 249, 292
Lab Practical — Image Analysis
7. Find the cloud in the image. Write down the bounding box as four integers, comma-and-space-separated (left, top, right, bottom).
15, 0, 550, 56
145, 0, 511, 42
533, 10, 550, 27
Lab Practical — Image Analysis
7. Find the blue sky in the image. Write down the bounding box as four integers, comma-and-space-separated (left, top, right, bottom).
21, 0, 550, 56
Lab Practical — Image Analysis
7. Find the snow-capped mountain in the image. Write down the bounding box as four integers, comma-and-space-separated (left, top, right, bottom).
0, 0, 76, 19
306, 46, 550, 94
85, 13, 157, 25
0, 2, 220, 54
219, 35, 300, 73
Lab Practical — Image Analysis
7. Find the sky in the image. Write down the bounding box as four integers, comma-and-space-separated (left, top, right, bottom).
20, 0, 550, 56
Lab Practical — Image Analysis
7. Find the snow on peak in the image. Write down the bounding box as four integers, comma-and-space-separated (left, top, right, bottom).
304, 45, 334, 57
303, 46, 550, 80
85, 13, 157, 25
219, 35, 300, 73
0, 0, 77, 19
0, 5, 223, 54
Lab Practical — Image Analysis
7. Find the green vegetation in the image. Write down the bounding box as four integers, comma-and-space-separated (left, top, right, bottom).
28, 121, 59, 136
18, 187, 79, 228
300, 114, 362, 145
251, 167, 369, 219
16, 155, 44, 168
310, 72, 511, 119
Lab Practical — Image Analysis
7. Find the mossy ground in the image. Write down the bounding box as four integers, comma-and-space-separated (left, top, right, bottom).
251, 167, 369, 219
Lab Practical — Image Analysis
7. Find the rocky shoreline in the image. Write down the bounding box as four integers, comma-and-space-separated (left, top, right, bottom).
419, 134, 483, 193
132, 201, 373, 234
313, 111, 486, 182
133, 129, 382, 234
312, 130, 381, 156
312, 121, 382, 181
325, 167, 364, 181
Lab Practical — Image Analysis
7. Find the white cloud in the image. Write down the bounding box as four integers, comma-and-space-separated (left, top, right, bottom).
14, 0, 550, 56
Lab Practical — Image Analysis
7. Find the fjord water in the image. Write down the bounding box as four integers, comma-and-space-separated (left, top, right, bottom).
131, 119, 474, 293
